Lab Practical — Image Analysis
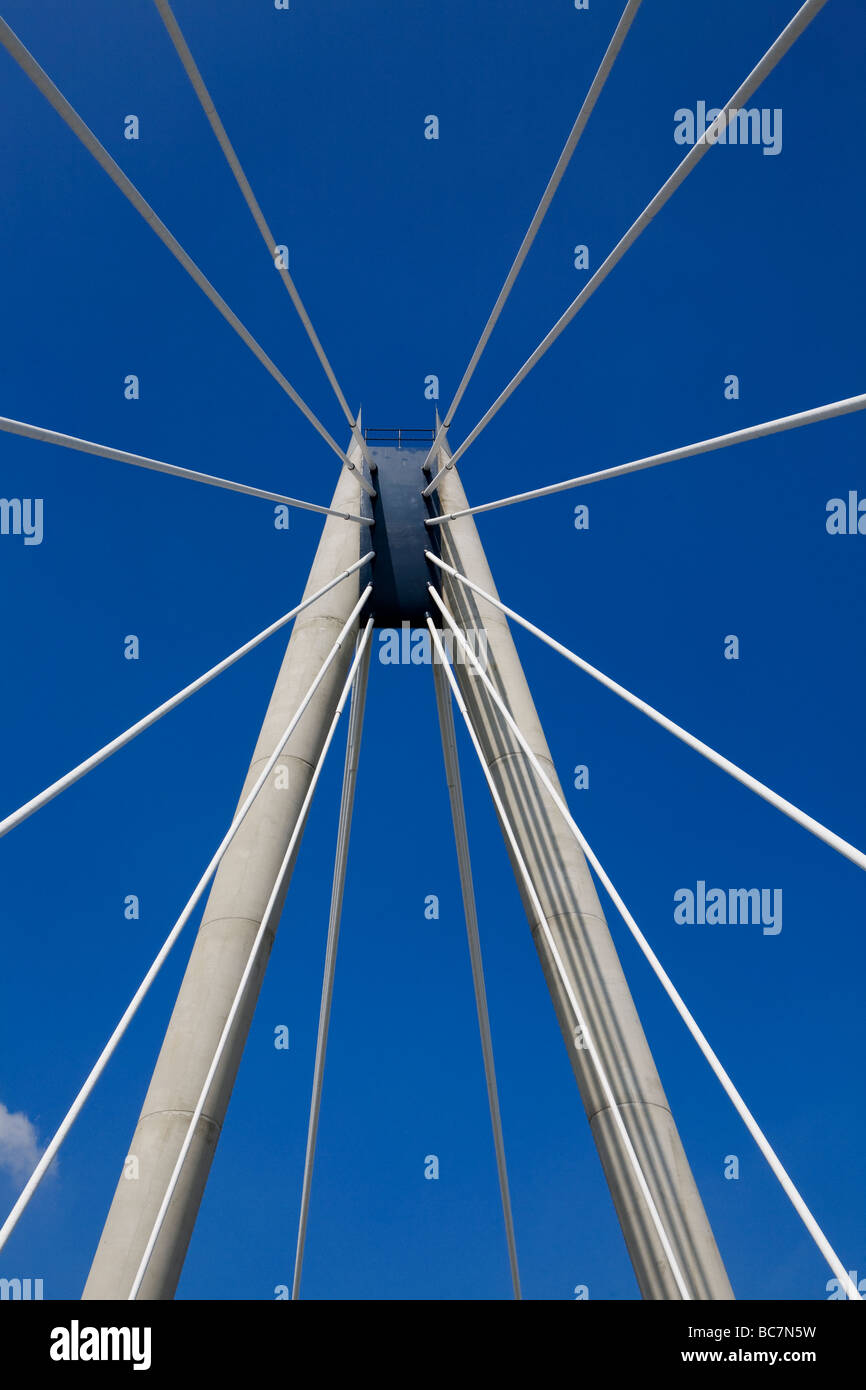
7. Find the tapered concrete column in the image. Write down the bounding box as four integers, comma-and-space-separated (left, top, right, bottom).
83, 450, 369, 1300
434, 441, 732, 1300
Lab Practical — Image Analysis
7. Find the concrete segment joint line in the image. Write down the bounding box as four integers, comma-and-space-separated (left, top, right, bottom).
140, 1109, 222, 1131
529, 909, 612, 937
190, 915, 267, 932
589, 1099, 677, 1126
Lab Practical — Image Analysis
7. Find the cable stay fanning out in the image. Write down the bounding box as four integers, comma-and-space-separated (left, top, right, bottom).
0, 587, 371, 1257
430, 585, 862, 1301
432, 656, 522, 1300
425, 394, 866, 525
292, 628, 373, 1300
151, 0, 375, 476
130, 619, 376, 1301
427, 618, 693, 1300
0, 557, 374, 840
422, 0, 644, 476
426, 553, 866, 874
0, 414, 373, 523
0, 16, 375, 497
423, 0, 830, 495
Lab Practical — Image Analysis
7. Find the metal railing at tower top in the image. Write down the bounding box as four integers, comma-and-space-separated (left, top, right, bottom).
363, 427, 436, 447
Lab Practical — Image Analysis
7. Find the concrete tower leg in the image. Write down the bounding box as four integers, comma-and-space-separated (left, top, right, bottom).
433, 444, 733, 1300
83, 454, 368, 1300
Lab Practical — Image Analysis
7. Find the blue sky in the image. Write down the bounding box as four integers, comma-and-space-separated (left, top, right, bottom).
0, 0, 864, 1301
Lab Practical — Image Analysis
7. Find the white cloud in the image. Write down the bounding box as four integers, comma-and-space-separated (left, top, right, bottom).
0, 1102, 44, 1183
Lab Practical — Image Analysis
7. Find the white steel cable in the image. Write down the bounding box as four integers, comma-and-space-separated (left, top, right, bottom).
427, 553, 866, 874
423, 0, 830, 495
129, 619, 375, 1301
432, 658, 522, 1300
292, 631, 372, 1300
431, 586, 862, 1302
425, 394, 866, 524
422, 0, 644, 475
426, 618, 693, 1301
0, 415, 373, 524
0, 588, 371, 1254
0, 555, 373, 839
0, 16, 375, 497
151, 0, 374, 476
